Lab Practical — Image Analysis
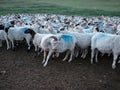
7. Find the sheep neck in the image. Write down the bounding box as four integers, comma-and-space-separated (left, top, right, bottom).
29, 30, 36, 40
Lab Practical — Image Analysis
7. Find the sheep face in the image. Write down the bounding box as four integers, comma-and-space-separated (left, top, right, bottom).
50, 39, 59, 50
48, 36, 59, 50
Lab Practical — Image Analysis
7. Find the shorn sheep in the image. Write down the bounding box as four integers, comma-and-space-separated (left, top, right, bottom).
41, 34, 76, 67
91, 32, 120, 69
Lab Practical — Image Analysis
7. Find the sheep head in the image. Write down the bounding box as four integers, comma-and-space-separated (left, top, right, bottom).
49, 36, 59, 50
4, 27, 9, 33
10, 20, 15, 27
0, 25, 4, 30
24, 29, 36, 39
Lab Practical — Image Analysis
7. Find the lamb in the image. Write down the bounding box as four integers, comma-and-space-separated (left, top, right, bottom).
91, 32, 120, 69
40, 34, 76, 67
6, 27, 31, 50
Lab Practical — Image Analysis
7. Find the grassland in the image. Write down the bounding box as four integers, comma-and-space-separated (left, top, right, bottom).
0, 0, 120, 16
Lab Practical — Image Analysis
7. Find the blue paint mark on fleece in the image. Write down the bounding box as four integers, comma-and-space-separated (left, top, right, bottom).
61, 34, 73, 44
22, 16, 29, 22
60, 17, 64, 23
53, 27, 59, 31
109, 29, 115, 34
83, 26, 89, 29
20, 27, 28, 32
99, 22, 104, 29
97, 33, 108, 40
5, 22, 11, 27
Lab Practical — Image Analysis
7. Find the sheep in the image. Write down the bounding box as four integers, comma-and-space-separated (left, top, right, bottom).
4, 20, 15, 28
91, 32, 120, 69
24, 29, 50, 56
58, 30, 94, 58
6, 27, 31, 50
0, 29, 10, 50
40, 34, 76, 67
0, 24, 13, 50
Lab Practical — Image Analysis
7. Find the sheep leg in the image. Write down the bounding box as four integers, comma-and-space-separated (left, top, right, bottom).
118, 57, 120, 63
4, 36, 10, 50
34, 45, 38, 57
42, 51, 47, 64
63, 51, 70, 61
6, 40, 10, 50
91, 48, 95, 64
25, 37, 31, 51
37, 48, 41, 56
43, 51, 53, 67
11, 40, 15, 50
68, 50, 74, 62
81, 50, 84, 58
74, 49, 79, 57
55, 52, 59, 57
0, 40, 2, 47
95, 50, 99, 63
52, 53, 55, 58
83, 49, 88, 59
112, 54, 118, 69
108, 53, 111, 56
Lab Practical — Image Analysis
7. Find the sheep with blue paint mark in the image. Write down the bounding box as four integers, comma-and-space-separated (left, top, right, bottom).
40, 34, 76, 67
6, 27, 31, 50
91, 32, 120, 69
59, 30, 94, 58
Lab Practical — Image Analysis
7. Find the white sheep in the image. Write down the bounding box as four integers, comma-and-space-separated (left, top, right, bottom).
41, 34, 76, 67
0, 29, 10, 50
59, 30, 94, 58
91, 32, 120, 69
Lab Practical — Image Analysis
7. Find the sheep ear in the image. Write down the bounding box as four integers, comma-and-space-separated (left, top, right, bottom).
5, 27, 9, 33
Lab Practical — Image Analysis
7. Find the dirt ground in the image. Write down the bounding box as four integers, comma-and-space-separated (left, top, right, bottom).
0, 42, 120, 90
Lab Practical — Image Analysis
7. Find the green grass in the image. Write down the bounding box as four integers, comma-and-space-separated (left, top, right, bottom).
0, 0, 120, 16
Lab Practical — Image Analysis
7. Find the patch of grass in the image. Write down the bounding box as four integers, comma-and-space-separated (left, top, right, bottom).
0, 0, 120, 16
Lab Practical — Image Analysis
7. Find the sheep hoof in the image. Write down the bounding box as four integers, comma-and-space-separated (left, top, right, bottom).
7, 47, 10, 50
0, 70, 6, 75
27, 49, 30, 52
118, 60, 120, 63
41, 60, 45, 64
62, 59, 66, 61
43, 63, 47, 67
12, 48, 15, 51
112, 65, 116, 69
91, 62, 93, 64
68, 59, 72, 62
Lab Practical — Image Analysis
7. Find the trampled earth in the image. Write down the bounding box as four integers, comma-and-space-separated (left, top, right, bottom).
0, 42, 120, 90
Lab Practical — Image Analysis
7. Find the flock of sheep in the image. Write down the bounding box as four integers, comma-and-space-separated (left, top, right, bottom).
0, 14, 120, 69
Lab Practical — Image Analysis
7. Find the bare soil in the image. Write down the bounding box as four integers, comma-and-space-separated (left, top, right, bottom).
0, 42, 120, 90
